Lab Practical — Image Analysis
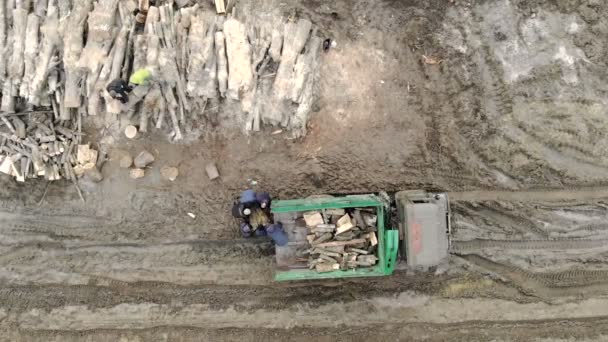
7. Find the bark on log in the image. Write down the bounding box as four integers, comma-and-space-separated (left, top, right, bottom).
8, 8, 27, 84
33, 0, 46, 17
0, 0, 7, 84
133, 34, 147, 71
140, 84, 161, 133
80, 0, 119, 106
162, 83, 182, 140
29, 3, 59, 105
63, 0, 93, 110
269, 29, 282, 62
19, 13, 40, 100
215, 31, 227, 98
223, 18, 253, 100
110, 22, 130, 82
186, 14, 206, 97
273, 19, 311, 101
291, 36, 321, 137
200, 24, 218, 99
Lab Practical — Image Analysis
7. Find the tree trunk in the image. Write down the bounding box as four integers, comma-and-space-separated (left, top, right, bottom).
63, 0, 93, 111
8, 8, 27, 85
215, 31, 227, 98
19, 13, 39, 100
29, 2, 59, 105
223, 18, 253, 100
0, 0, 7, 85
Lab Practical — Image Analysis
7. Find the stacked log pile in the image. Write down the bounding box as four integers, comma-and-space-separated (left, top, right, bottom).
303, 209, 379, 273
0, 0, 320, 151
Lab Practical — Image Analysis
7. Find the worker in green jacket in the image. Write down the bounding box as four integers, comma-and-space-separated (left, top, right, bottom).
106, 68, 152, 104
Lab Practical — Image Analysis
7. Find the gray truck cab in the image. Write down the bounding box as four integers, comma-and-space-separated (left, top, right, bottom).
395, 190, 451, 267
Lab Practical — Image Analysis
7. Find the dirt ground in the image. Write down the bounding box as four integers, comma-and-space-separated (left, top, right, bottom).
3, 0, 608, 341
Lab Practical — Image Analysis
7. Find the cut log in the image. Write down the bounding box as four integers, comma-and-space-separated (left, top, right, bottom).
215, 31, 227, 97
63, 0, 93, 110
29, 3, 59, 105
34, 0, 47, 17
0, 0, 6, 84
268, 29, 282, 62
315, 263, 339, 273
140, 84, 161, 132
291, 36, 322, 137
19, 13, 40, 100
186, 14, 207, 97
133, 34, 148, 71
265, 19, 312, 126
110, 22, 130, 83
223, 18, 253, 100
134, 150, 154, 168
161, 83, 182, 141
8, 8, 27, 84
314, 239, 367, 248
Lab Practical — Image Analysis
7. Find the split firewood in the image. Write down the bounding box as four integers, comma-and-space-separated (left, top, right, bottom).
134, 150, 154, 168
315, 263, 339, 273
314, 239, 367, 248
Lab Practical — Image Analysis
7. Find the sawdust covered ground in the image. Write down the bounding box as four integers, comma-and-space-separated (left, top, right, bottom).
2, 0, 608, 341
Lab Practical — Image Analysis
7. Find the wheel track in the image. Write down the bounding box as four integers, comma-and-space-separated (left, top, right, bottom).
451, 238, 608, 253
460, 254, 608, 288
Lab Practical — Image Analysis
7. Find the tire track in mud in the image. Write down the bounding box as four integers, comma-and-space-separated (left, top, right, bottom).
460, 254, 608, 289
451, 238, 608, 253
449, 187, 608, 202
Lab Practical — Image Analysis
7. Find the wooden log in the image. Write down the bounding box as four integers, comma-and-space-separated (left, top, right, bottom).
34, 0, 47, 17
110, 22, 130, 83
29, 3, 59, 105
133, 34, 148, 71
186, 14, 206, 97
63, 0, 93, 110
0, 0, 7, 84
0, 79, 15, 112
268, 29, 282, 62
80, 0, 119, 117
140, 84, 161, 133
57, 0, 70, 20
265, 19, 312, 126
215, 31, 227, 98
8, 8, 27, 84
223, 18, 253, 100
19, 13, 40, 100
162, 83, 182, 140
291, 35, 322, 137
314, 239, 367, 248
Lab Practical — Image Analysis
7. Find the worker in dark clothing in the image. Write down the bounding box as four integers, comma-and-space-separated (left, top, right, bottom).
107, 69, 153, 104
106, 79, 132, 104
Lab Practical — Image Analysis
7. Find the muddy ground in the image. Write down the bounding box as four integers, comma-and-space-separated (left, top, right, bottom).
3, 0, 608, 341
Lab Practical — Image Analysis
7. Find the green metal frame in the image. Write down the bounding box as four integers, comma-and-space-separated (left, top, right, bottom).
272, 194, 399, 281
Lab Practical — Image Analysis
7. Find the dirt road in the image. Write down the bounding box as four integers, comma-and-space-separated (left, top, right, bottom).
3, 0, 608, 340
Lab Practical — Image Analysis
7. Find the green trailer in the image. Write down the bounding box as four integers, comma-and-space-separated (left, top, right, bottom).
271, 194, 399, 281
271, 191, 450, 282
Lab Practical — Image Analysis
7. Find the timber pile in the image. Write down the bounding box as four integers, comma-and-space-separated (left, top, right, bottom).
0, 110, 100, 183
0, 1, 321, 144
303, 209, 379, 273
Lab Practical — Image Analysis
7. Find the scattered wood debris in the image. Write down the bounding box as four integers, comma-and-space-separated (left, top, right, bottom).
0, 111, 89, 183
134, 150, 154, 168
160, 165, 179, 181
303, 208, 379, 272
205, 162, 219, 180
422, 55, 443, 65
